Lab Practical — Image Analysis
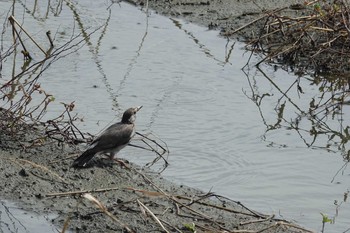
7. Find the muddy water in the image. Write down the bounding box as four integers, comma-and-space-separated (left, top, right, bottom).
1, 1, 350, 232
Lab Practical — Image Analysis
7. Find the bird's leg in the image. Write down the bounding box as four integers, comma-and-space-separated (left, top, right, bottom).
113, 158, 129, 168
110, 153, 129, 169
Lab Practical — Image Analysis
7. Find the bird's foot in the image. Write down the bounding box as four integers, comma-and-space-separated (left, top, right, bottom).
113, 158, 130, 169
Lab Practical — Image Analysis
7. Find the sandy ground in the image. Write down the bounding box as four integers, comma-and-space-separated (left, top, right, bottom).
0, 0, 314, 232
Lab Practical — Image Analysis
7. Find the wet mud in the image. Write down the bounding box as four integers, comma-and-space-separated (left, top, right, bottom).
0, 125, 311, 232
134, 0, 302, 40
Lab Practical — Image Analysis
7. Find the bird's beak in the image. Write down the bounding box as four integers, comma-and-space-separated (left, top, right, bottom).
136, 106, 143, 112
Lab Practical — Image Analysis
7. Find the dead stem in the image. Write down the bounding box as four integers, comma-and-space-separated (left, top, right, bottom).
137, 199, 170, 233
9, 15, 47, 56
83, 193, 135, 233
232, 0, 350, 75
240, 215, 275, 226
46, 187, 120, 197
222, 7, 287, 36
132, 131, 170, 172
128, 167, 313, 232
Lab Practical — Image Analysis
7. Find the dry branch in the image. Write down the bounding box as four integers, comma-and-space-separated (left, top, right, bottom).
235, 0, 350, 75
137, 199, 170, 233
83, 193, 135, 233
9, 15, 47, 56
46, 187, 120, 197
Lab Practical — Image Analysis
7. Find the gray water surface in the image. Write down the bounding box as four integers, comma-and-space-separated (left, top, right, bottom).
1, 1, 350, 232
0, 200, 57, 233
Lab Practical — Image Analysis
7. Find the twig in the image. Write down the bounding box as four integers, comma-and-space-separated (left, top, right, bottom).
135, 132, 169, 160
8, 15, 47, 56
46, 31, 54, 48
46, 187, 120, 197
61, 211, 72, 233
130, 167, 232, 232
137, 199, 170, 233
256, 221, 314, 233
222, 7, 287, 36
83, 193, 135, 233
240, 214, 275, 226
8, 17, 32, 60
126, 187, 166, 198
174, 194, 260, 218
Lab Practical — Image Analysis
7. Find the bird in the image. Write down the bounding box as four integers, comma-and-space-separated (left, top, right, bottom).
72, 106, 142, 167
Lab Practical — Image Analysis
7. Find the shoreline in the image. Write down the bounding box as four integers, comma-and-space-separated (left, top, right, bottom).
135, 0, 303, 40
0, 130, 312, 232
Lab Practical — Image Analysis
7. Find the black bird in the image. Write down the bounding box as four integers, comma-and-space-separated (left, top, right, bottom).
72, 106, 142, 167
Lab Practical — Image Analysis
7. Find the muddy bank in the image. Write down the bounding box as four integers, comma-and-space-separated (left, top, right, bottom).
133, 0, 302, 40
134, 0, 350, 74
0, 123, 312, 232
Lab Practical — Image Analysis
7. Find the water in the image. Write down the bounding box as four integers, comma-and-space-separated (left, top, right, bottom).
0, 200, 57, 233
1, 1, 350, 232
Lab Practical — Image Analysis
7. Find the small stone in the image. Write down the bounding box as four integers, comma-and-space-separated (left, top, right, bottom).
19, 168, 29, 177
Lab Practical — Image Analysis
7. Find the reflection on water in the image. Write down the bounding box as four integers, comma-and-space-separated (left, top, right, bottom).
245, 66, 350, 160
1, 0, 350, 232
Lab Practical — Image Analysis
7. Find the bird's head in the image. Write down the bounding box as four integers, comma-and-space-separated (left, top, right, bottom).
121, 106, 142, 124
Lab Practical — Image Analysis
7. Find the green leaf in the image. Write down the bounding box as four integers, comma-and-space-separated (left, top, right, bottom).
320, 213, 332, 223
183, 223, 196, 232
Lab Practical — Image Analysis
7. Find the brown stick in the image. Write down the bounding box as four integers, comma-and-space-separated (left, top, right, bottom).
221, 7, 287, 36
8, 15, 47, 56
46, 187, 120, 197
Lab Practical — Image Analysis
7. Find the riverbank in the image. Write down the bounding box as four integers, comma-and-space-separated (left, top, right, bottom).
135, 0, 350, 74
134, 0, 303, 40
0, 124, 312, 232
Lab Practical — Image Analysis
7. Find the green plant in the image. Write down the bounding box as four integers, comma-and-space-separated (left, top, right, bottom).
320, 213, 333, 233
183, 222, 196, 233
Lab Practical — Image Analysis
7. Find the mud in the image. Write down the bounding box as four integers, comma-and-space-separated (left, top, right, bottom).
134, 0, 303, 40
0, 0, 314, 232
0, 124, 312, 232
137, 0, 349, 75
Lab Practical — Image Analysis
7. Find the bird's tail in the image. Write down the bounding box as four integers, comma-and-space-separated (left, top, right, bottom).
72, 148, 97, 167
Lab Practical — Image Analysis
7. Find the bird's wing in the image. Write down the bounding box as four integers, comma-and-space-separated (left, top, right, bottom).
91, 123, 134, 151
72, 123, 134, 167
